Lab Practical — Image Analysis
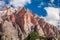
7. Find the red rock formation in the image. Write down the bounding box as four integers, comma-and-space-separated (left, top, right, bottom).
0, 7, 60, 40
15, 8, 59, 40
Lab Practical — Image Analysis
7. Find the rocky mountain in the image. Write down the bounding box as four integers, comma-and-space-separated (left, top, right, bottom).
0, 7, 60, 40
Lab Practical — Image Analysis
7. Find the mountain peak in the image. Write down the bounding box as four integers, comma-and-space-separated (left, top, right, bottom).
15, 7, 59, 39
0, 7, 60, 40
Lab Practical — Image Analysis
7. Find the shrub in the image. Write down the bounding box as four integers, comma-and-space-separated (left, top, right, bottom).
24, 32, 53, 40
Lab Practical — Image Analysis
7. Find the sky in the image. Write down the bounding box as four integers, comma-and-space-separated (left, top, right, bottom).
0, 0, 60, 29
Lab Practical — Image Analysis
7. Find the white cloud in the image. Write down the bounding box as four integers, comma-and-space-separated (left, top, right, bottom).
0, 1, 5, 10
50, 0, 54, 3
44, 7, 60, 26
38, 2, 44, 8
10, 0, 31, 8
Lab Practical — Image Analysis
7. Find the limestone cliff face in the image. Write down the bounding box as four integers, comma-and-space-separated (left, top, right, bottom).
0, 7, 59, 40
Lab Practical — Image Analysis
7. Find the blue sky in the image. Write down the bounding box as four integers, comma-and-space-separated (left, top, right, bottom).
25, 0, 59, 17
0, 0, 59, 17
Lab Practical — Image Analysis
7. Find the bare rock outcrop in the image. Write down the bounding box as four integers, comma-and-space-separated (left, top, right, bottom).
0, 7, 60, 40
15, 8, 59, 40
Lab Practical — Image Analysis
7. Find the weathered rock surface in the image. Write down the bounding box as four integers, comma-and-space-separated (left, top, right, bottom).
0, 7, 60, 40
15, 8, 59, 40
